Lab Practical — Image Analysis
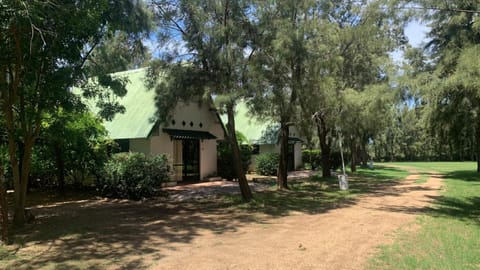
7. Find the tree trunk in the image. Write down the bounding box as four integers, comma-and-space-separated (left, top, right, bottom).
54, 144, 66, 196
277, 122, 289, 189
360, 141, 368, 167
476, 122, 480, 173
0, 167, 8, 244
315, 115, 331, 178
226, 104, 253, 201
9, 136, 35, 227
350, 140, 357, 173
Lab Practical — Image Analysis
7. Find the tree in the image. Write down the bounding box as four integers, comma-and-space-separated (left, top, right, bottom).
409, 0, 480, 170
0, 0, 150, 226
86, 31, 153, 74
34, 111, 112, 194
150, 0, 255, 200
249, 0, 318, 188
0, 166, 7, 244
295, 0, 404, 176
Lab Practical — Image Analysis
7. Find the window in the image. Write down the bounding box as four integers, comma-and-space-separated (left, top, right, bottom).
116, 139, 130, 152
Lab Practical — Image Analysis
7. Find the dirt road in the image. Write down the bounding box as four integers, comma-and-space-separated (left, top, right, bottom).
154, 169, 442, 270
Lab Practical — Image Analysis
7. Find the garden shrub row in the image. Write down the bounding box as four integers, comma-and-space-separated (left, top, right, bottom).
97, 152, 170, 200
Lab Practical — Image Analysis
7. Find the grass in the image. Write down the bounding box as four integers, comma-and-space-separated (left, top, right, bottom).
415, 174, 429, 184
221, 166, 410, 217
370, 162, 480, 270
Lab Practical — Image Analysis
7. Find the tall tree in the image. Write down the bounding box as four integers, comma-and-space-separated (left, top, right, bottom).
0, 0, 150, 226
150, 0, 255, 200
297, 0, 404, 176
249, 0, 318, 188
415, 0, 480, 170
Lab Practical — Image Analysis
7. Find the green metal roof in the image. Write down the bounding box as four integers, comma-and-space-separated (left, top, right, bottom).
221, 102, 304, 145
163, 128, 217, 140
221, 102, 278, 144
80, 68, 158, 139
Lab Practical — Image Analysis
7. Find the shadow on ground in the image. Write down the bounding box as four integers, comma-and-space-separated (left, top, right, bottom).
428, 170, 480, 224
2, 167, 422, 269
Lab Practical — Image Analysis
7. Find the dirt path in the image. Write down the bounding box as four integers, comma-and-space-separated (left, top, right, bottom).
5, 168, 443, 270
153, 168, 443, 270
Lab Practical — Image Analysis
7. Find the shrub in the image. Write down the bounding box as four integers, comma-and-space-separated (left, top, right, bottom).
302, 149, 322, 170
302, 149, 343, 172
98, 152, 170, 200
256, 152, 279, 176
217, 141, 252, 180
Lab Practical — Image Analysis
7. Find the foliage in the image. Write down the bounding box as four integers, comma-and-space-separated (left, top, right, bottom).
303, 149, 342, 172
217, 131, 253, 180
330, 152, 343, 172
86, 31, 153, 74
256, 153, 280, 176
0, 0, 150, 225
302, 149, 322, 171
98, 153, 170, 200
150, 0, 256, 200
369, 1, 480, 166
30, 111, 113, 188
217, 142, 253, 180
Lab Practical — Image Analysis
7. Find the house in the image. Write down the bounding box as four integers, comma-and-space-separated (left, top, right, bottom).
82, 68, 225, 182
223, 102, 303, 172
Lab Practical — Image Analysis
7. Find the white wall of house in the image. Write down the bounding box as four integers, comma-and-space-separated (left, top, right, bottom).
200, 139, 218, 179
294, 142, 302, 169
150, 132, 174, 158
127, 101, 224, 181
165, 101, 225, 139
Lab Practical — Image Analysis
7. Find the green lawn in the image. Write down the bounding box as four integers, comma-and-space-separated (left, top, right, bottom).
222, 166, 409, 216
370, 162, 480, 270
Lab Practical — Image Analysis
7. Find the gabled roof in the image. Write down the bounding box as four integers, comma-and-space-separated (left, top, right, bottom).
233, 102, 273, 144
221, 101, 303, 145
221, 102, 278, 144
81, 68, 158, 140
79, 68, 226, 140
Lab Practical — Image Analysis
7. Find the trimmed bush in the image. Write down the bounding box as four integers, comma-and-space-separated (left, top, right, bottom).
217, 141, 252, 180
256, 152, 279, 176
98, 152, 170, 200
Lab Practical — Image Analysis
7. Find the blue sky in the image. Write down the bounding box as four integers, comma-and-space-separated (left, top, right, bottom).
405, 20, 429, 47
145, 19, 431, 62
390, 20, 430, 63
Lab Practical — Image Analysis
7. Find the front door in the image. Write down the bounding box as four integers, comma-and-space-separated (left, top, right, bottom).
182, 139, 200, 181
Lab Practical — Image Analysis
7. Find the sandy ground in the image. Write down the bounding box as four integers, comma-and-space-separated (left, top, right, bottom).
4, 168, 442, 270
153, 168, 443, 270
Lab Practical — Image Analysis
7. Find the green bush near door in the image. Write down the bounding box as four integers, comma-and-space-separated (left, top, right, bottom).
256, 153, 280, 176
98, 152, 170, 200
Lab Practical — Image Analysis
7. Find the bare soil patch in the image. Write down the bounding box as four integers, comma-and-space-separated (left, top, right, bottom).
2, 168, 442, 270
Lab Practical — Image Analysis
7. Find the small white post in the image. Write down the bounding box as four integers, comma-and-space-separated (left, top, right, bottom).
337, 128, 348, 190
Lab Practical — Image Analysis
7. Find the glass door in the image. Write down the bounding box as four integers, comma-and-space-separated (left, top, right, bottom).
182, 139, 200, 181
